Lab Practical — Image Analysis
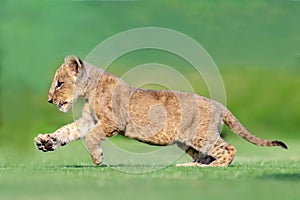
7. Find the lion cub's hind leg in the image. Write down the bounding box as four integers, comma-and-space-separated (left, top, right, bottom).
176, 143, 216, 167
176, 143, 201, 167
207, 140, 236, 167
176, 140, 236, 167
176, 143, 199, 162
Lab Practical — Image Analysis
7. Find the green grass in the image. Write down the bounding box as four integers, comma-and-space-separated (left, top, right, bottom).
1, 139, 299, 200
1, 162, 299, 200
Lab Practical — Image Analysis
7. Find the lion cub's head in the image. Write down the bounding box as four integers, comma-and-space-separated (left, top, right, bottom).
47, 55, 84, 113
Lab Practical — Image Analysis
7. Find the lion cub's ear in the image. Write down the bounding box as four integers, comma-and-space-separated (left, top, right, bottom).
64, 55, 83, 75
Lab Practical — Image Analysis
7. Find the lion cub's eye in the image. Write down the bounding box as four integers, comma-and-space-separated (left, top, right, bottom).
55, 81, 64, 89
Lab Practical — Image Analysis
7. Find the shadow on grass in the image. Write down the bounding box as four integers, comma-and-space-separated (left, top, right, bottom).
64, 164, 108, 168
64, 164, 168, 168
64, 164, 174, 174
259, 173, 300, 182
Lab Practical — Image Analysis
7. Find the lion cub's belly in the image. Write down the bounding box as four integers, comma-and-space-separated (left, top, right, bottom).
124, 122, 177, 146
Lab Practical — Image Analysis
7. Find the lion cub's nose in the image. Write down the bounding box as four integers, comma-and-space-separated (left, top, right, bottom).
48, 92, 53, 104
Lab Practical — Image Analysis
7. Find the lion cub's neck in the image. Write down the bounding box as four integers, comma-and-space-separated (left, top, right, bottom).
79, 61, 126, 100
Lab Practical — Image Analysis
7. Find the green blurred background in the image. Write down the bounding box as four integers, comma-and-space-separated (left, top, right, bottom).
1, 1, 300, 199
1, 0, 299, 153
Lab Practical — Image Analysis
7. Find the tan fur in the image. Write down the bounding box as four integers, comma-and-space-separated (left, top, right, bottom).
35, 55, 287, 167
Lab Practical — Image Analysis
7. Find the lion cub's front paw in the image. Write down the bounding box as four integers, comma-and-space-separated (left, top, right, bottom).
35, 134, 62, 152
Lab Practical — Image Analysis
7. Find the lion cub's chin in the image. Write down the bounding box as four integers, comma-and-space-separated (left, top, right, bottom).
58, 103, 72, 113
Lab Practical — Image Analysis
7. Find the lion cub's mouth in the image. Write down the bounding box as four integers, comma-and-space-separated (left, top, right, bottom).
58, 101, 68, 107
57, 101, 70, 113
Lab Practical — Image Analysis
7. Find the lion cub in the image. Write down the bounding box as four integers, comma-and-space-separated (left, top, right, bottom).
35, 56, 287, 167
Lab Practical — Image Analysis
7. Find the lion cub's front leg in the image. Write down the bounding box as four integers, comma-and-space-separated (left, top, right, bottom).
35, 116, 94, 152
35, 122, 81, 152
84, 126, 107, 165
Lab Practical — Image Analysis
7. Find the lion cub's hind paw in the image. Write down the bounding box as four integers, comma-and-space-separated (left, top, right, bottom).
35, 134, 61, 152
176, 162, 208, 167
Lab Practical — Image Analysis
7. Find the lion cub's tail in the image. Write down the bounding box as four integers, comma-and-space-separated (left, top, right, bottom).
222, 109, 288, 149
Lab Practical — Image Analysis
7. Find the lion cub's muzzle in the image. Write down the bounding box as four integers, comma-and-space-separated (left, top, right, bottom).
48, 95, 66, 108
